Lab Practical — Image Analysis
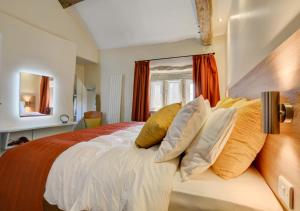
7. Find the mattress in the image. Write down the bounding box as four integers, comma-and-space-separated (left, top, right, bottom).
169, 166, 283, 211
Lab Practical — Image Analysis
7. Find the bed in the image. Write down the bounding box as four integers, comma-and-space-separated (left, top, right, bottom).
0, 122, 144, 211
170, 167, 282, 211
1, 30, 300, 211
0, 122, 283, 211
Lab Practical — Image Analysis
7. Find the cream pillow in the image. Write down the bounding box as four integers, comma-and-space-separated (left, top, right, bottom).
135, 103, 181, 148
156, 96, 211, 162
180, 107, 237, 180
212, 99, 266, 179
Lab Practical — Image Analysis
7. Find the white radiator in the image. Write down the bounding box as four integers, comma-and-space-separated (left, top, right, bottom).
107, 73, 123, 123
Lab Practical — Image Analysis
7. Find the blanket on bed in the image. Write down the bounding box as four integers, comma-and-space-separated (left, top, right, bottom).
44, 125, 179, 211
0, 122, 143, 211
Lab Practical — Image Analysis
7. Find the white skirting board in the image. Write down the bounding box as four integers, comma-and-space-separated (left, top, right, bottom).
107, 73, 123, 123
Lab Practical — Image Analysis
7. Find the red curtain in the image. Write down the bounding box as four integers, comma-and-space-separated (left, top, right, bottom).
39, 76, 50, 114
193, 54, 220, 107
131, 61, 150, 121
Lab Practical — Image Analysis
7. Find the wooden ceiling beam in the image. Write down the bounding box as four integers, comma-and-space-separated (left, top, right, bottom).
58, 0, 84, 9
195, 0, 213, 46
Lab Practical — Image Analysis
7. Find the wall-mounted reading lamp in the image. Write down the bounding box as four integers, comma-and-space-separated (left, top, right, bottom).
261, 91, 294, 134
24, 101, 30, 108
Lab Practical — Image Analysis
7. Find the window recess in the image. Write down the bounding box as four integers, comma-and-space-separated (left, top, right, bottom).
150, 65, 194, 112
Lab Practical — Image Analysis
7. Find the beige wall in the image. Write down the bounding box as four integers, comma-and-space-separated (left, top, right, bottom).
84, 63, 100, 111
20, 74, 41, 96
100, 36, 227, 123
227, 0, 300, 86
0, 0, 98, 63
20, 73, 41, 111
0, 12, 76, 128
74, 62, 100, 120
85, 64, 101, 95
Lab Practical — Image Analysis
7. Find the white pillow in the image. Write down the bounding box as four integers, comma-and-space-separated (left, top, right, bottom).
156, 96, 211, 162
180, 107, 237, 180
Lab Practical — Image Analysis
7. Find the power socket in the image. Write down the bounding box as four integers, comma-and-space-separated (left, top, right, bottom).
278, 176, 294, 209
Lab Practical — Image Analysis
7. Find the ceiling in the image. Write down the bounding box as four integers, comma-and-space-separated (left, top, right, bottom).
75, 0, 232, 49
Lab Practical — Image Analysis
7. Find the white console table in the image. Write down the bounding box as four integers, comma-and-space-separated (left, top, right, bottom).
0, 122, 77, 153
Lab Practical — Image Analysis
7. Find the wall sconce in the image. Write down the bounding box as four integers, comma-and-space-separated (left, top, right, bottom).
24, 101, 30, 108
261, 91, 294, 134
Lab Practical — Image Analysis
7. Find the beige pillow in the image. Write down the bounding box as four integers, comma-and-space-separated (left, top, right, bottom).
212, 99, 267, 179
156, 96, 211, 162
135, 103, 181, 148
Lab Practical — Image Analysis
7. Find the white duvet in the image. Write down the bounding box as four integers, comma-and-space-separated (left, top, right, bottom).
44, 125, 179, 211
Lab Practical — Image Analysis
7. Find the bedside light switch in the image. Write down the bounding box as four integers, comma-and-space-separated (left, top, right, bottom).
278, 176, 294, 209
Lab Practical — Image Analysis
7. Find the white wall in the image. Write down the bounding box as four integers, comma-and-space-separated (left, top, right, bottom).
100, 36, 227, 123
0, 12, 76, 129
0, 0, 98, 63
227, 0, 300, 86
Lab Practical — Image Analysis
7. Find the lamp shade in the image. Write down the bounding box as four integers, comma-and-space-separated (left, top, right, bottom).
24, 101, 30, 108
261, 91, 280, 134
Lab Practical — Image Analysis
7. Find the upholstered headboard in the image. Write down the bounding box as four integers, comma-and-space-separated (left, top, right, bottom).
229, 30, 300, 210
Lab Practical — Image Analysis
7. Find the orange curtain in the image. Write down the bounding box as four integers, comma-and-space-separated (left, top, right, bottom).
39, 76, 50, 114
193, 54, 220, 106
131, 61, 150, 121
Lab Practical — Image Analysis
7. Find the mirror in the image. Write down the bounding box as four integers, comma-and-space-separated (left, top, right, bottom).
19, 72, 54, 117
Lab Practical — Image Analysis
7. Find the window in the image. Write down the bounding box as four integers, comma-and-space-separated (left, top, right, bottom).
150, 81, 163, 111
166, 80, 182, 105
185, 79, 194, 103
150, 77, 194, 111
149, 57, 194, 111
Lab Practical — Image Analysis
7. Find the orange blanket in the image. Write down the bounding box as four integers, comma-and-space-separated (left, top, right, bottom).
0, 122, 142, 211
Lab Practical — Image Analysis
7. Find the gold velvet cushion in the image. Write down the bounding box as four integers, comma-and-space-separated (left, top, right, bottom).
212, 99, 267, 179
85, 118, 101, 128
216, 97, 246, 108
135, 103, 182, 148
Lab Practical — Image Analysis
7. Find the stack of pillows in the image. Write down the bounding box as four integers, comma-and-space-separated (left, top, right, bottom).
135, 96, 267, 180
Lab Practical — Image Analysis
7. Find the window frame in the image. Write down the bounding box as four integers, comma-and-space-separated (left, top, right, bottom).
149, 77, 194, 112
149, 80, 164, 112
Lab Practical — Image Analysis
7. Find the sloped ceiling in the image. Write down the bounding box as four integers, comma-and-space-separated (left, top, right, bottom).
75, 0, 232, 49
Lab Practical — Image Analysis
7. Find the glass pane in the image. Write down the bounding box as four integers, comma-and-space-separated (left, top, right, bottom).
19, 72, 54, 117
185, 79, 194, 104
150, 81, 163, 111
167, 80, 182, 105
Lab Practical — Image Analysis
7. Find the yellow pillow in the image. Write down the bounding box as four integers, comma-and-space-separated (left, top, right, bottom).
85, 118, 101, 128
212, 99, 267, 179
216, 97, 246, 108
135, 103, 182, 148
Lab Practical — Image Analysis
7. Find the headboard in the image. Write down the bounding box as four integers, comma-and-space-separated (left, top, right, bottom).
229, 30, 300, 210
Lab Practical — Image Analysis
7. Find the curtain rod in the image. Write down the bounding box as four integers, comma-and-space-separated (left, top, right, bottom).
136, 52, 215, 62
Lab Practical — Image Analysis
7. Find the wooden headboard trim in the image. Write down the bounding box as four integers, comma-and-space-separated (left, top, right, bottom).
229, 30, 300, 211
